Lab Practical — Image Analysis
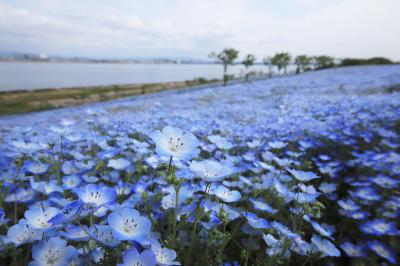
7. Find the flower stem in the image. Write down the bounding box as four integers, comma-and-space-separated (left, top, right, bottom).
167, 156, 173, 175
186, 182, 210, 263
172, 184, 179, 246
13, 158, 24, 223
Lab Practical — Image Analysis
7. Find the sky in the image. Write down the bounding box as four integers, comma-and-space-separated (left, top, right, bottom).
0, 0, 399, 60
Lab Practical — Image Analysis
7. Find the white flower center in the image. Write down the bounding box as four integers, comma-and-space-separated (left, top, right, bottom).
89, 191, 103, 204
168, 137, 184, 152
34, 213, 51, 228
122, 218, 138, 234
374, 246, 388, 257
374, 223, 388, 232
44, 248, 61, 265
98, 230, 115, 243
221, 190, 232, 198
155, 249, 169, 263
16, 225, 31, 243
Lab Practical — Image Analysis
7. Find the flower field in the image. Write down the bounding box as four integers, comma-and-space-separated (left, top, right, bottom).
0, 65, 399, 265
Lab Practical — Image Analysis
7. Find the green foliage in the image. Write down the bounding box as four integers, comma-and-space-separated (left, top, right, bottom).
263, 56, 274, 78
294, 55, 312, 73
313, 55, 335, 70
241, 54, 256, 68
241, 54, 256, 82
210, 48, 239, 85
270, 52, 291, 74
340, 57, 393, 66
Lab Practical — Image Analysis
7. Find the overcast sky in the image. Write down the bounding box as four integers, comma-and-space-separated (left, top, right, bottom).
0, 0, 399, 60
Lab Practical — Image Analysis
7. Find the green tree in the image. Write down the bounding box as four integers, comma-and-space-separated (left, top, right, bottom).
262, 56, 274, 78
210, 48, 239, 85
313, 55, 335, 69
294, 55, 311, 74
340, 57, 393, 66
271, 52, 291, 74
241, 54, 256, 82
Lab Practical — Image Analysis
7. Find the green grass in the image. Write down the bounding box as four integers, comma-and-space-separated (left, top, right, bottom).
0, 78, 219, 116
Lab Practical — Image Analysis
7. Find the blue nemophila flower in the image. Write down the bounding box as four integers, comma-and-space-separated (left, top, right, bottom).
0, 235, 9, 252
212, 185, 241, 203
0, 208, 10, 226
62, 175, 81, 190
150, 126, 199, 161
311, 235, 340, 257
12, 140, 46, 154
318, 154, 331, 161
249, 198, 277, 214
208, 135, 233, 150
344, 210, 370, 220
367, 240, 397, 264
74, 160, 95, 171
65, 132, 83, 142
247, 139, 261, 148
202, 200, 240, 224
161, 186, 193, 210
30, 178, 63, 195
298, 140, 313, 150
273, 179, 295, 202
287, 168, 320, 182
132, 181, 148, 194
273, 157, 292, 168
272, 221, 299, 239
337, 198, 361, 211
107, 158, 131, 171
24, 206, 60, 230
60, 225, 90, 241
76, 184, 116, 208
145, 155, 159, 169
190, 160, 232, 182
340, 242, 367, 257
291, 237, 311, 256
61, 161, 79, 175
108, 208, 151, 242
91, 247, 105, 263
7, 220, 42, 247
310, 221, 335, 239
296, 192, 318, 204
318, 182, 337, 194
118, 247, 156, 266
114, 180, 133, 196
299, 184, 319, 195
23, 161, 50, 175
268, 141, 287, 149
150, 240, 180, 265
350, 187, 381, 202
218, 204, 240, 221
263, 234, 289, 257
28, 237, 78, 266
82, 174, 100, 183
243, 212, 270, 229
48, 200, 83, 225
371, 175, 399, 189
360, 218, 399, 236
90, 225, 120, 248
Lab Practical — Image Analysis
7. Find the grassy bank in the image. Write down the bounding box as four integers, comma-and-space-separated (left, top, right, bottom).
0, 77, 218, 116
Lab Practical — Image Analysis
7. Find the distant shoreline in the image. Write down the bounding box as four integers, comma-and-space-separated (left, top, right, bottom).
0, 78, 220, 116
0, 59, 266, 66
0, 60, 216, 65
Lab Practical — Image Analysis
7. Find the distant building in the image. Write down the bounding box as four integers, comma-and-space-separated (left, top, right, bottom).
39, 54, 48, 60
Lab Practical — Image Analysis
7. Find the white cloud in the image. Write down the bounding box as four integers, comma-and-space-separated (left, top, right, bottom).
0, 0, 398, 60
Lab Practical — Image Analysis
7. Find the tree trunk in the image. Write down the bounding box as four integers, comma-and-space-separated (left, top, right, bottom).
223, 64, 228, 86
